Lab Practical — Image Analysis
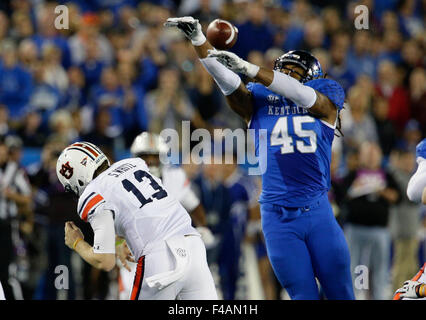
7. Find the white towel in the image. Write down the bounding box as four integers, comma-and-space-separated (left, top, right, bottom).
145, 235, 190, 290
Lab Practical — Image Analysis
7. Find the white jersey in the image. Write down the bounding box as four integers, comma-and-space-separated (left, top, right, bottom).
77, 157, 198, 260
161, 166, 200, 212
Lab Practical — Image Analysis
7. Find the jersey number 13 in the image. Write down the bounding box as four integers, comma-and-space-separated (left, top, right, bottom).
122, 170, 168, 208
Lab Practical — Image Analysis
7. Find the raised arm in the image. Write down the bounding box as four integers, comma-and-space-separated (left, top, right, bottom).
207, 50, 338, 125
164, 17, 253, 124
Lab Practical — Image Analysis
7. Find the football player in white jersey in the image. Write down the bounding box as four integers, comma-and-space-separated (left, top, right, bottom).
115, 132, 215, 299
393, 139, 426, 300
56, 141, 217, 300
130, 132, 210, 231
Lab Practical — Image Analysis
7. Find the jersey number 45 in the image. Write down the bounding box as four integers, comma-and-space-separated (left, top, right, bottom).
271, 116, 317, 154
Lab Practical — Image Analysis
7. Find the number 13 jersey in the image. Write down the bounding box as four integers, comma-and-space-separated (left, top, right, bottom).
77, 157, 198, 259
247, 78, 345, 208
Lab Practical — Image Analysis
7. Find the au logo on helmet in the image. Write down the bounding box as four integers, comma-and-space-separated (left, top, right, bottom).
59, 161, 74, 179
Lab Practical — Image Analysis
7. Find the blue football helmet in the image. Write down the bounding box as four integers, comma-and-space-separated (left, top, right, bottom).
274, 50, 324, 83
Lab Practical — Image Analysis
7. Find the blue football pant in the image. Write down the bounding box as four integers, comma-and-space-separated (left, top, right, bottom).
261, 194, 355, 300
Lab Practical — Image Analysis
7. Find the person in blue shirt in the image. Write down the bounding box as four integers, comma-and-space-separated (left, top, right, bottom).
0, 42, 33, 121
231, 2, 274, 60
166, 17, 354, 300
219, 156, 250, 300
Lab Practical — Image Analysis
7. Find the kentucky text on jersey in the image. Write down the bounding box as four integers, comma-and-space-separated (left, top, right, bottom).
247, 78, 345, 208
267, 104, 309, 116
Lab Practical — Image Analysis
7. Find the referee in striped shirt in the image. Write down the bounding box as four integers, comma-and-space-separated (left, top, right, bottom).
0, 137, 32, 299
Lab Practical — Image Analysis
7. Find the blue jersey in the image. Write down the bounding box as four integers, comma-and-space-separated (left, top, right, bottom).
416, 138, 426, 159
247, 78, 345, 207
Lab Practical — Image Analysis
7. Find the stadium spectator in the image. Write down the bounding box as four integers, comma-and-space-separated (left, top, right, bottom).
187, 59, 225, 124
145, 66, 209, 136
388, 147, 422, 294
327, 36, 356, 93
218, 155, 250, 300
341, 86, 379, 150
0, 40, 33, 122
0, 138, 32, 300
31, 3, 71, 69
16, 111, 46, 148
0, 105, 10, 137
62, 66, 86, 111
232, 1, 274, 59
371, 95, 397, 158
347, 31, 377, 79
28, 61, 61, 129
375, 60, 411, 134
42, 44, 69, 95
342, 142, 401, 299
68, 12, 113, 66
409, 68, 426, 134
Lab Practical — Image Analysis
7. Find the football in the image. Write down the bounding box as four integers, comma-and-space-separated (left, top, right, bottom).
206, 19, 238, 50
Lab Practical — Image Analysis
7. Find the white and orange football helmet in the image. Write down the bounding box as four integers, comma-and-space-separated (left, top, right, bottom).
56, 142, 110, 196
130, 132, 168, 156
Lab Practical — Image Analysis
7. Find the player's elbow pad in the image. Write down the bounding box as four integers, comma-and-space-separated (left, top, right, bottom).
200, 57, 241, 96
267, 70, 317, 109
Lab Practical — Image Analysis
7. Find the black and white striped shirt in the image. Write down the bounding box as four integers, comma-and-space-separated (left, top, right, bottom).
0, 161, 31, 220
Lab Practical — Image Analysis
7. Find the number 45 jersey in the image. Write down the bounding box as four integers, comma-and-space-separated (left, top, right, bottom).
77, 157, 198, 259
247, 78, 345, 208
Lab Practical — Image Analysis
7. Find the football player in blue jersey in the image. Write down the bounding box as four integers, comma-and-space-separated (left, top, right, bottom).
165, 17, 355, 300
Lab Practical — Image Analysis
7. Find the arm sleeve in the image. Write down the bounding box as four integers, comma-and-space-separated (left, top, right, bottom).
88, 206, 116, 254
199, 57, 241, 96
407, 159, 426, 203
267, 70, 317, 109
305, 78, 345, 111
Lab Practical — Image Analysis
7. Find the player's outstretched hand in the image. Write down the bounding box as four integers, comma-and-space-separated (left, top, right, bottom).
164, 16, 206, 46
395, 280, 422, 299
207, 49, 259, 78
116, 240, 135, 271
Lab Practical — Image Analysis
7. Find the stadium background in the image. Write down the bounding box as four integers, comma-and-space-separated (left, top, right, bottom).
0, 0, 424, 300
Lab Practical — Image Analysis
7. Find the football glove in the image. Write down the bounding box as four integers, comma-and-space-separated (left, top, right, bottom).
207, 49, 259, 78
395, 280, 423, 299
164, 16, 206, 46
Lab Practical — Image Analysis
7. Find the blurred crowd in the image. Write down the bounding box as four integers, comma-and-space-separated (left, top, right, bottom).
0, 0, 424, 300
